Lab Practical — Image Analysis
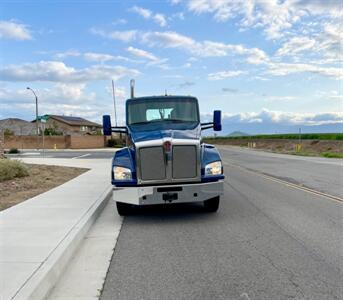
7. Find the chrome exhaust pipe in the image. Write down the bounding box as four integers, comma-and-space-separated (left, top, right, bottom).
130, 79, 135, 98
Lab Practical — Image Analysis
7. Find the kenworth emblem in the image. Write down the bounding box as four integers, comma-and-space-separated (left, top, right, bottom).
163, 141, 172, 152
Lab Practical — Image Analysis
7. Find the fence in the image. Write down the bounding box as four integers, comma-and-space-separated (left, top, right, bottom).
4, 135, 108, 149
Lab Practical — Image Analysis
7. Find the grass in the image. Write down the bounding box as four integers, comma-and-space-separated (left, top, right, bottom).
321, 152, 343, 158
0, 163, 88, 211
204, 133, 343, 141
0, 159, 29, 182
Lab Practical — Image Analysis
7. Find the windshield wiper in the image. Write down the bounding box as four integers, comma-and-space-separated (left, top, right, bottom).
130, 119, 193, 125
130, 121, 151, 125
163, 119, 190, 123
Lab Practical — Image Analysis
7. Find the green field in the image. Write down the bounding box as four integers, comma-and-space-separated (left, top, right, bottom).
204, 133, 343, 141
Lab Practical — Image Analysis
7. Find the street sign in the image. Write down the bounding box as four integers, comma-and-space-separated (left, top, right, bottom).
37, 115, 49, 122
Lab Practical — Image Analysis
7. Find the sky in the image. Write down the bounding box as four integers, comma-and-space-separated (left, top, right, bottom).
0, 0, 342, 134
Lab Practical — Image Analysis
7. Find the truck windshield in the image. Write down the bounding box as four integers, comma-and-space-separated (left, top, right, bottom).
127, 98, 199, 128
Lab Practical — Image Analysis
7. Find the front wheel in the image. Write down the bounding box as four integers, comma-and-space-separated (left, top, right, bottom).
203, 196, 220, 212
116, 202, 132, 216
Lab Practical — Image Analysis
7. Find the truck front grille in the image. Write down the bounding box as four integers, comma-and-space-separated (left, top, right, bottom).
172, 145, 197, 179
139, 146, 166, 180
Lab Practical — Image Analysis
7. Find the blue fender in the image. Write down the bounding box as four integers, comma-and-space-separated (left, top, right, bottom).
112, 147, 137, 186
201, 143, 225, 182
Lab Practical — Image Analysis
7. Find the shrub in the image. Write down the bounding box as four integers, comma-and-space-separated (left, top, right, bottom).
44, 128, 63, 136
0, 159, 29, 182
107, 139, 117, 147
321, 152, 343, 158
4, 128, 14, 136
107, 139, 124, 148
8, 148, 20, 154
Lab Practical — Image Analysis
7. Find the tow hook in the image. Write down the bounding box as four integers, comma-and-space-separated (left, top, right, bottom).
163, 193, 178, 202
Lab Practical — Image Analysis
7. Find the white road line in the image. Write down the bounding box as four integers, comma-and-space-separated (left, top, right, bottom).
223, 160, 343, 204
71, 153, 91, 159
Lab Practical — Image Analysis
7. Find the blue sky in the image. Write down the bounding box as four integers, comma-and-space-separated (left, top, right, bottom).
0, 0, 342, 133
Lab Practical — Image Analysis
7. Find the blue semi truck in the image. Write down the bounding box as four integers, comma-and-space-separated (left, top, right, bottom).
103, 81, 224, 215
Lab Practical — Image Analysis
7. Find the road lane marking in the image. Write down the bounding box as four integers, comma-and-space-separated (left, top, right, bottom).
72, 153, 91, 159
218, 146, 343, 166
223, 160, 343, 204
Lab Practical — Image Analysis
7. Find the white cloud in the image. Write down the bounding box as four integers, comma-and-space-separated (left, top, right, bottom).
208, 70, 245, 80
172, 12, 185, 20
55, 50, 81, 59
0, 61, 140, 83
153, 14, 167, 27
54, 50, 141, 63
130, 6, 167, 27
83, 52, 116, 62
0, 84, 116, 123
131, 6, 152, 19
0, 20, 32, 40
266, 62, 343, 79
219, 109, 343, 126
112, 19, 127, 25
275, 23, 343, 63
266, 96, 296, 102
0, 84, 95, 105
91, 27, 341, 79
184, 0, 342, 40
316, 90, 343, 101
140, 31, 269, 63
170, 0, 182, 4
127, 46, 159, 61
276, 37, 316, 56
90, 28, 138, 42
91, 28, 269, 63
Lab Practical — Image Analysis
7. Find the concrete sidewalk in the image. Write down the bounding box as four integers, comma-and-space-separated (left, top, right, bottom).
0, 158, 113, 300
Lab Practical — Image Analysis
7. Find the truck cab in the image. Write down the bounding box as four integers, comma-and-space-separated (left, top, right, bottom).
103, 93, 224, 215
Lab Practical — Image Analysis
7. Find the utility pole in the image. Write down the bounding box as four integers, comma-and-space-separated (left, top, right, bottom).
27, 87, 39, 150
112, 80, 118, 127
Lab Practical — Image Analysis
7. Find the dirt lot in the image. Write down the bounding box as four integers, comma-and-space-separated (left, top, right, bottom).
204, 139, 343, 158
0, 164, 88, 211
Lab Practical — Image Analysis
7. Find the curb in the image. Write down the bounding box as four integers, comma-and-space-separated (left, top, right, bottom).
12, 186, 113, 300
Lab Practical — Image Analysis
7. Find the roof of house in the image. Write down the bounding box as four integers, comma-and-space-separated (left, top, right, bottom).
34, 115, 102, 127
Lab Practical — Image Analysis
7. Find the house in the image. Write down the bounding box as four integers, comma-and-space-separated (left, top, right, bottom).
33, 115, 102, 136
0, 118, 37, 135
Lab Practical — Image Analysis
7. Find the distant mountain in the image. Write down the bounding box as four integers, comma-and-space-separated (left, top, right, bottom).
220, 122, 343, 136
227, 131, 249, 137
0, 118, 36, 135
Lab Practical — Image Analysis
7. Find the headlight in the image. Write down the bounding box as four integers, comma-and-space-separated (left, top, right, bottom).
113, 166, 132, 180
205, 161, 222, 176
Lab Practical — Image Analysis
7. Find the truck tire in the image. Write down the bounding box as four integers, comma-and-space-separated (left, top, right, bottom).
116, 202, 132, 216
203, 196, 220, 212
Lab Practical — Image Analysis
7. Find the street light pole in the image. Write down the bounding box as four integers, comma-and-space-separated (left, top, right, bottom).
27, 87, 39, 150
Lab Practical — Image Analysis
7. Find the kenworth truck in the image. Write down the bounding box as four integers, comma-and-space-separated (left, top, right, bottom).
103, 82, 224, 216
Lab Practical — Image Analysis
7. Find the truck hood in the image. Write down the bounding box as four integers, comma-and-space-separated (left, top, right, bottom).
130, 128, 200, 143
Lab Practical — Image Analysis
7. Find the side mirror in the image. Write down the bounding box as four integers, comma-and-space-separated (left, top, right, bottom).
213, 110, 222, 131
103, 115, 112, 136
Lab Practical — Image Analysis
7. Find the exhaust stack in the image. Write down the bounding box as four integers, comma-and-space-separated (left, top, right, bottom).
130, 79, 135, 98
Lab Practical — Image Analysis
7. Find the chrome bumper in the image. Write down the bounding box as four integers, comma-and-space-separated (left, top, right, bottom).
113, 181, 223, 205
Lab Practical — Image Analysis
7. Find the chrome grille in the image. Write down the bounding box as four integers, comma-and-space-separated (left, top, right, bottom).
172, 145, 197, 179
139, 146, 166, 180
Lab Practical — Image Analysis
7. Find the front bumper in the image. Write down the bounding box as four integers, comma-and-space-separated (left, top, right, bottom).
113, 181, 224, 205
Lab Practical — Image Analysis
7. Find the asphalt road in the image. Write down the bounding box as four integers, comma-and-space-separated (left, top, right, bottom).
100, 146, 343, 300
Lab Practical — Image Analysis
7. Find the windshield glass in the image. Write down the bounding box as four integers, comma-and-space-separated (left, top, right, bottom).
127, 98, 199, 126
